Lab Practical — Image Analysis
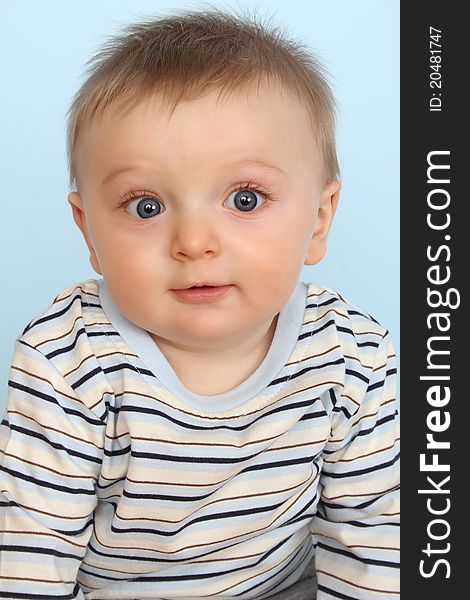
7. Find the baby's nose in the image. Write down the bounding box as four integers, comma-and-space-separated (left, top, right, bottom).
170, 211, 220, 260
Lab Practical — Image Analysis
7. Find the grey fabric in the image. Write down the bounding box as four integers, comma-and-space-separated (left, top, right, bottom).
267, 558, 317, 600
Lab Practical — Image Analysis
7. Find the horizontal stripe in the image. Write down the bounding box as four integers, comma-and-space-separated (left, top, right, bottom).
8, 380, 105, 426
0, 465, 96, 495
316, 542, 399, 569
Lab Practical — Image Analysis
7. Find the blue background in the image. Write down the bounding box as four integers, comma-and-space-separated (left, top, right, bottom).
0, 0, 399, 414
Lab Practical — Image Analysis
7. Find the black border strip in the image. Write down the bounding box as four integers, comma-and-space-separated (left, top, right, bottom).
401, 3, 465, 597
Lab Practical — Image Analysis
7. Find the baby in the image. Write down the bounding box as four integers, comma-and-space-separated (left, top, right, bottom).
0, 9, 399, 600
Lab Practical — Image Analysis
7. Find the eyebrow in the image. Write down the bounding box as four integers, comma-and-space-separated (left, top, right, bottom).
101, 160, 286, 187
101, 168, 142, 187
230, 159, 287, 175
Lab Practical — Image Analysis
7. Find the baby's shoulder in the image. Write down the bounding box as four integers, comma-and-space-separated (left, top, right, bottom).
303, 281, 389, 360
18, 279, 102, 350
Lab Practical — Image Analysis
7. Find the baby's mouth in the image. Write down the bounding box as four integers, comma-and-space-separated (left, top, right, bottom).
171, 284, 233, 303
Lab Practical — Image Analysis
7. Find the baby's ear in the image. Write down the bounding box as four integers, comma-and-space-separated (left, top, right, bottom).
67, 192, 102, 275
304, 180, 340, 266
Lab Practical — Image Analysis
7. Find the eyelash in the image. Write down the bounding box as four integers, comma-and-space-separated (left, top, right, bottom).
114, 181, 277, 211
232, 182, 277, 203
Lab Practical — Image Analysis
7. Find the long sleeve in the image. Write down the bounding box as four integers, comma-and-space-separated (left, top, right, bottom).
0, 340, 106, 599
309, 332, 399, 599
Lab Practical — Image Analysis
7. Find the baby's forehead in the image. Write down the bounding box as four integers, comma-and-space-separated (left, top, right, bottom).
87, 90, 316, 153
73, 82, 325, 191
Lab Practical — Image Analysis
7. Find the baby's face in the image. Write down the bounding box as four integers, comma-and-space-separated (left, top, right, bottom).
69, 82, 339, 351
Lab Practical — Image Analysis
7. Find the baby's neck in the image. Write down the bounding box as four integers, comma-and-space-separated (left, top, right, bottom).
150, 315, 278, 396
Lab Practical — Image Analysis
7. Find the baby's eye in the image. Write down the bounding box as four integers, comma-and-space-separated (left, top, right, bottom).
125, 196, 164, 219
224, 188, 266, 212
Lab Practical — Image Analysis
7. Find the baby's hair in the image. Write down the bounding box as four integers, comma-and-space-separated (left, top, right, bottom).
66, 6, 339, 191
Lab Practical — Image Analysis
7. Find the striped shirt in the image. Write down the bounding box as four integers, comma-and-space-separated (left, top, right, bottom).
0, 278, 399, 599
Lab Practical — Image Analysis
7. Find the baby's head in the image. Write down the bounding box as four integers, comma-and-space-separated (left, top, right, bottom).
66, 8, 341, 350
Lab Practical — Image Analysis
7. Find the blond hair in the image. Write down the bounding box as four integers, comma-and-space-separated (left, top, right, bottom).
66, 7, 339, 190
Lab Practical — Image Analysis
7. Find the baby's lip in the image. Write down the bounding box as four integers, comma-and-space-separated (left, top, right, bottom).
171, 284, 233, 303
172, 282, 229, 290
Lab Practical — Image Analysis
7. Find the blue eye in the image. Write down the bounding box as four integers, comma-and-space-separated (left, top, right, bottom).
125, 196, 164, 219
225, 188, 266, 212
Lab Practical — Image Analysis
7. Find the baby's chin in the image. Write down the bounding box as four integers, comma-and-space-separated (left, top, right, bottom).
148, 316, 264, 353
